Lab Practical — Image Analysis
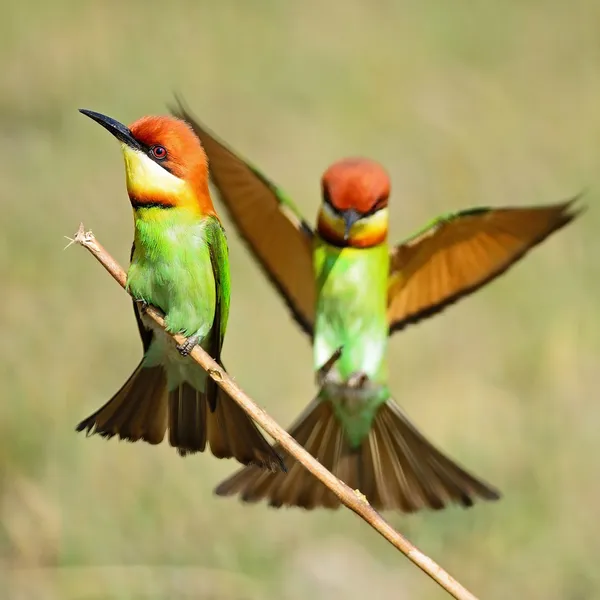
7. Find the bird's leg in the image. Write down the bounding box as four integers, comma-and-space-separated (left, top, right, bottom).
317, 346, 343, 386
136, 299, 149, 313
176, 335, 200, 357
347, 371, 369, 389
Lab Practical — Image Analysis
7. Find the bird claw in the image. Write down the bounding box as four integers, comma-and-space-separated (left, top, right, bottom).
177, 335, 199, 357
136, 299, 150, 313
347, 372, 369, 389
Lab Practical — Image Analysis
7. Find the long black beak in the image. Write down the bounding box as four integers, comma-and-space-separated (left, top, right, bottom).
79, 109, 142, 151
342, 208, 361, 240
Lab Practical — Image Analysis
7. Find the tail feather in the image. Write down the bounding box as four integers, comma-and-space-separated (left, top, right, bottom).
208, 387, 285, 471
168, 382, 208, 456
78, 363, 284, 471
215, 397, 500, 512
76, 362, 168, 445
168, 382, 285, 471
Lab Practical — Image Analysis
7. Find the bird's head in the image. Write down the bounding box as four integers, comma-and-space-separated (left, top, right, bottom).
318, 158, 390, 247
80, 109, 213, 215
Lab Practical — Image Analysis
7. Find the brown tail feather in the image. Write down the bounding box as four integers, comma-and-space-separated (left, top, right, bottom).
169, 382, 285, 471
76, 362, 168, 445
215, 398, 500, 512
168, 382, 208, 456
78, 361, 284, 470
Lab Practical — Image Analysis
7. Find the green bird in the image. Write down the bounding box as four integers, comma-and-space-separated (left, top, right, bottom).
76, 109, 283, 471
172, 102, 580, 511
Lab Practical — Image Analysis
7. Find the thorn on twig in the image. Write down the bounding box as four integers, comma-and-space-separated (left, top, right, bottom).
65, 224, 92, 250
354, 489, 369, 503
63, 236, 77, 251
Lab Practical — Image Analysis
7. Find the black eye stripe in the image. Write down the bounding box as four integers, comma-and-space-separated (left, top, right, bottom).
137, 142, 173, 173
363, 197, 388, 217
322, 185, 334, 209
323, 194, 387, 218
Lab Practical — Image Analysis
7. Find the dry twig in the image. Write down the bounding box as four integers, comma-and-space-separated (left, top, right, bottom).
71, 223, 480, 600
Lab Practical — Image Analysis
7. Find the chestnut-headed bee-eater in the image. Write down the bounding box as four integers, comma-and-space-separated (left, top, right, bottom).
173, 103, 580, 512
76, 109, 284, 471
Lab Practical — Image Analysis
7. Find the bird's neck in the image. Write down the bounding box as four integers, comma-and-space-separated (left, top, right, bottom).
317, 204, 389, 248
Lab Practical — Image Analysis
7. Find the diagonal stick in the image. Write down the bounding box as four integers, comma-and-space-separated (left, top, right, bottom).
71, 223, 480, 600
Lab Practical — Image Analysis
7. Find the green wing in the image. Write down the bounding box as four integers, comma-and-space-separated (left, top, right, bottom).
206, 216, 231, 364
171, 97, 316, 338
387, 198, 582, 334
130, 242, 154, 353
204, 216, 231, 410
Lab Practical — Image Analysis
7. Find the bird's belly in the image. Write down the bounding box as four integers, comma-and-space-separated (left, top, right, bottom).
314, 281, 388, 383
128, 236, 217, 392
314, 318, 387, 383
128, 242, 216, 338
313, 242, 389, 385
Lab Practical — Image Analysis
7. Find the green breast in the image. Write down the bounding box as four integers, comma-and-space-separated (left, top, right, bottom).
313, 238, 389, 385
127, 208, 216, 339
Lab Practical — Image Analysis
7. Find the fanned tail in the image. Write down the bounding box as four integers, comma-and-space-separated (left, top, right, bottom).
215, 397, 499, 512
169, 381, 285, 471
76, 361, 168, 445
77, 361, 284, 471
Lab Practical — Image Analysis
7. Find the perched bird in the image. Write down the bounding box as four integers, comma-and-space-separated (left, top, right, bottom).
76, 109, 284, 471
172, 102, 581, 512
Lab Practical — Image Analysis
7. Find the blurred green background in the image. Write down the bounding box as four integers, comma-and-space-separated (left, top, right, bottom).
1, 1, 599, 598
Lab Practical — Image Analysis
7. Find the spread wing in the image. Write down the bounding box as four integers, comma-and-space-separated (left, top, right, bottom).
171, 98, 316, 338
387, 198, 582, 334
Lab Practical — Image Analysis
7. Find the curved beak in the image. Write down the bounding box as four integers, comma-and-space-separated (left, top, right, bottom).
342, 208, 361, 240
79, 109, 142, 151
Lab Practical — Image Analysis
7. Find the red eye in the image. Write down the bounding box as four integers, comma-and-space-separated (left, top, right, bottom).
151, 145, 167, 160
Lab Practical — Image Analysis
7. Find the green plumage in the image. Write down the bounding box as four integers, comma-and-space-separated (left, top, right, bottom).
170, 104, 510, 509
313, 239, 389, 383
129, 208, 228, 339
128, 208, 228, 397
76, 108, 284, 470
313, 239, 390, 447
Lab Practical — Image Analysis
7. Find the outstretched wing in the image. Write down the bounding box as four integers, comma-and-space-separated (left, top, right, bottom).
387, 198, 582, 334
171, 98, 316, 338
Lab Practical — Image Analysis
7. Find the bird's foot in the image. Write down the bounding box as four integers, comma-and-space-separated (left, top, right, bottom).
136, 299, 150, 314
317, 346, 343, 386
177, 335, 199, 357
347, 371, 369, 389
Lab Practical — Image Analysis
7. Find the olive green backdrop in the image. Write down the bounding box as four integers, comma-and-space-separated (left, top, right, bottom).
1, 2, 598, 598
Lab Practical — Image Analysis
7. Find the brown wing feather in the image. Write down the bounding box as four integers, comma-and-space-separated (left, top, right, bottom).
171, 98, 316, 337
387, 198, 582, 333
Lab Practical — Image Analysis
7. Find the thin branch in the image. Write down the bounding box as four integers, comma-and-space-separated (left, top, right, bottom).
71, 223, 479, 600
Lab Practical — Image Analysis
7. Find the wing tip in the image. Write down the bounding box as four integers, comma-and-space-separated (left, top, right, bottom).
560, 190, 587, 221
